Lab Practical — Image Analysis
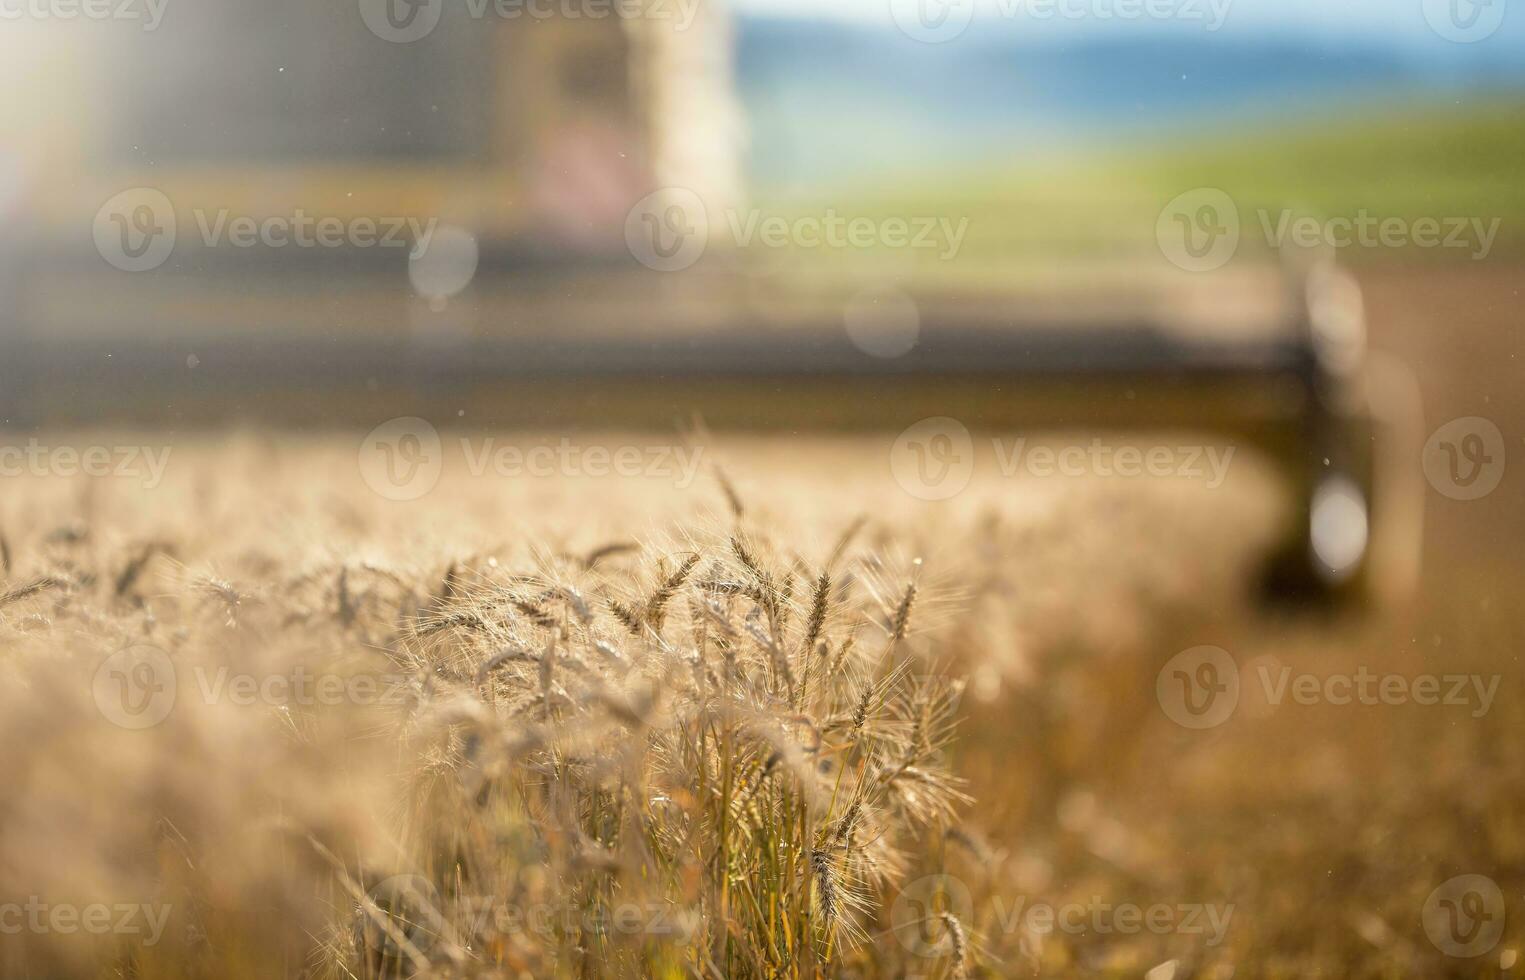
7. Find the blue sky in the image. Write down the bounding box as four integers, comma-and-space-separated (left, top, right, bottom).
729, 0, 1521, 49
732, 0, 1522, 185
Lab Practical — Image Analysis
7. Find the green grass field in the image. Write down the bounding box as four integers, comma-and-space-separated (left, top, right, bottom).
747, 99, 1525, 290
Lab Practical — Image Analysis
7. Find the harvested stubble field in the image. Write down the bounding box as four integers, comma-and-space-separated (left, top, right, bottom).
0, 414, 1520, 980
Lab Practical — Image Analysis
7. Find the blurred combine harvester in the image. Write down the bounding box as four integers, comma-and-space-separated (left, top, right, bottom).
0, 0, 1420, 604
2, 0, 743, 341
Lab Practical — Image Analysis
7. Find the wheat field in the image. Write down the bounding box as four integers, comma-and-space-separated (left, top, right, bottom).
0, 398, 1519, 980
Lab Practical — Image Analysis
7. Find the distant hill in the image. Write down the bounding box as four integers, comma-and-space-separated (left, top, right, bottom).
736, 97, 1525, 294
734, 15, 1525, 187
